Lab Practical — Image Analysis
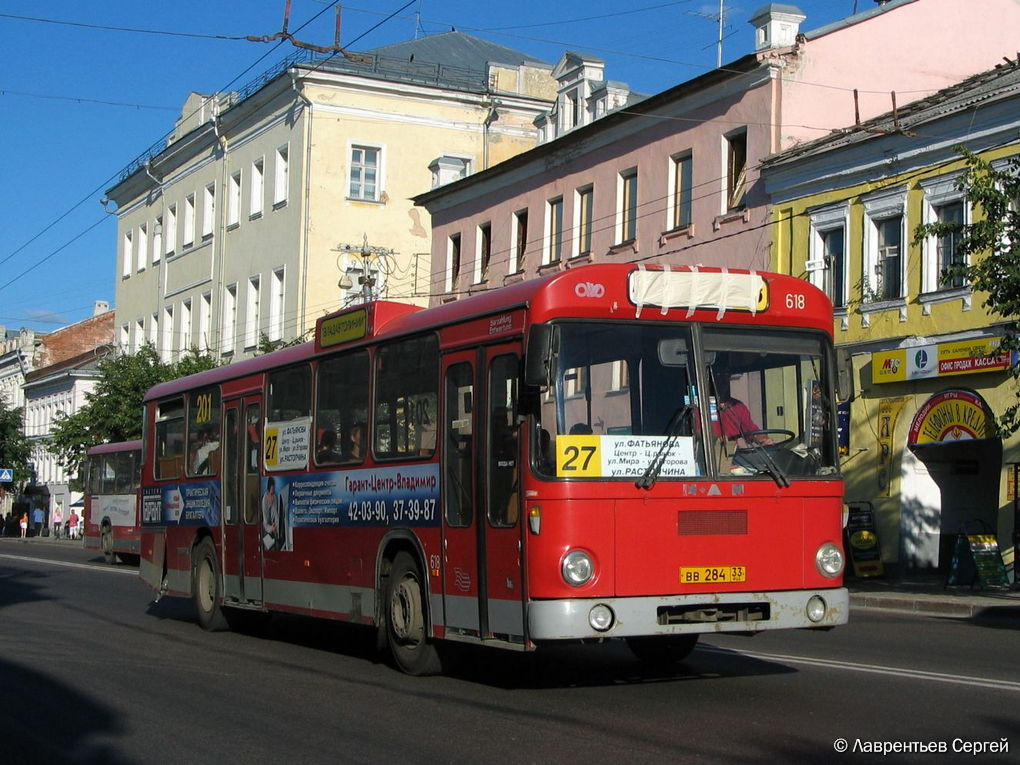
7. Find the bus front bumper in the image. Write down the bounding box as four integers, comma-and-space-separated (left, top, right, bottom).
528, 587, 848, 640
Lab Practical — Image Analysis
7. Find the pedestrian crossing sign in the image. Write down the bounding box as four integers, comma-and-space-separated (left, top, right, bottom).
0, 468, 12, 482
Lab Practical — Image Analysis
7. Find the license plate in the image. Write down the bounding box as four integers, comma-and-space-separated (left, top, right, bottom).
680, 565, 746, 584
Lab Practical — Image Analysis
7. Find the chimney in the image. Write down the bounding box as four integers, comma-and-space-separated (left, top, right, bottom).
749, 3, 807, 52
93, 300, 110, 316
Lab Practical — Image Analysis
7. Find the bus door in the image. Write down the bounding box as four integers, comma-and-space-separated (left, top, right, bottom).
221, 397, 264, 605
440, 346, 524, 641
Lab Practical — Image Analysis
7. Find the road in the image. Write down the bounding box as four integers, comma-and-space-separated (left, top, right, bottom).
1, 540, 1018, 764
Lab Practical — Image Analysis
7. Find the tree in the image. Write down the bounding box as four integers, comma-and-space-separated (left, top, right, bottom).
0, 393, 32, 487
913, 149, 1020, 434
48, 344, 219, 482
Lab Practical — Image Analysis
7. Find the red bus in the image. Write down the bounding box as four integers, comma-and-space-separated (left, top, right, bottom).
138, 264, 847, 674
84, 439, 143, 564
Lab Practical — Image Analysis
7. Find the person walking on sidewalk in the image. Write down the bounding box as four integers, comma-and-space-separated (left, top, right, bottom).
68, 510, 80, 540
52, 506, 63, 540
19, 511, 28, 540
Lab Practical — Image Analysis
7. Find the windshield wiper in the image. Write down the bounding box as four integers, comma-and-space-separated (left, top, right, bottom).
636, 405, 691, 490
739, 440, 790, 488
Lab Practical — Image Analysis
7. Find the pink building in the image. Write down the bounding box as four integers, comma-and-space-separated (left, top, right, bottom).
416, 0, 1020, 299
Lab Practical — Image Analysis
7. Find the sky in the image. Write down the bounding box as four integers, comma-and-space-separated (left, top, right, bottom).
0, 0, 867, 335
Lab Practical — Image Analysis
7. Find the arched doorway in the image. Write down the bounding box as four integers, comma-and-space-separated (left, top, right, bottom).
901, 388, 1000, 572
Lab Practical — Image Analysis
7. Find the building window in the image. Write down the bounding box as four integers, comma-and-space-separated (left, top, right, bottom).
512, 209, 529, 273
618, 168, 638, 244
669, 152, 693, 230
122, 231, 133, 278
574, 186, 593, 257
202, 183, 215, 240
137, 224, 148, 272
180, 298, 192, 354
149, 312, 158, 349
274, 144, 289, 207
161, 305, 174, 362
808, 204, 848, 310
863, 189, 906, 303
245, 276, 261, 349
268, 268, 285, 342
350, 145, 380, 201
183, 193, 195, 247
474, 223, 491, 284
725, 129, 747, 211
920, 175, 968, 293
153, 216, 163, 265
199, 292, 212, 352
250, 158, 264, 218
545, 197, 564, 264
120, 323, 129, 350
446, 234, 461, 293
222, 284, 237, 354
165, 204, 177, 256
228, 171, 241, 227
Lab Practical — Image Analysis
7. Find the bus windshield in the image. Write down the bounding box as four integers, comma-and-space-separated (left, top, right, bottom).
531, 321, 838, 481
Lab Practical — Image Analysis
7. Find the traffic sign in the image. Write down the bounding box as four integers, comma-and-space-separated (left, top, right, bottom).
0, 468, 13, 482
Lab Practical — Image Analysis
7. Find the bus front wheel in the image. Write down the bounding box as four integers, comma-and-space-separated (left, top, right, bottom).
385, 552, 442, 676
626, 634, 699, 664
193, 538, 228, 631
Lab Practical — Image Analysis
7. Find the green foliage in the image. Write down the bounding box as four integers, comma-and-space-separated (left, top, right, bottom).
0, 393, 32, 486
254, 331, 308, 356
913, 149, 1020, 434
48, 343, 219, 481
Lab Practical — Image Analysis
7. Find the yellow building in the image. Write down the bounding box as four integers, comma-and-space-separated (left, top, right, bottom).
106, 34, 556, 359
764, 63, 1020, 577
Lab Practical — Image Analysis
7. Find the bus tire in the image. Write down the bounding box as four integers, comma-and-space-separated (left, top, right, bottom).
385, 552, 442, 676
193, 538, 228, 631
626, 634, 698, 665
101, 527, 116, 565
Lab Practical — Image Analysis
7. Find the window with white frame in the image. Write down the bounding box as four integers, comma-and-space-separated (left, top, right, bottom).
133, 319, 143, 353
198, 292, 212, 351
545, 197, 564, 264
222, 284, 237, 354
120, 323, 129, 350
669, 152, 693, 230
180, 298, 192, 354
228, 170, 241, 227
268, 268, 284, 342
202, 183, 215, 239
512, 209, 528, 273
574, 185, 593, 257
920, 175, 968, 293
250, 158, 264, 218
137, 224, 148, 272
349, 145, 380, 201
445, 234, 461, 293
245, 275, 261, 349
153, 216, 163, 265
165, 204, 177, 256
474, 223, 491, 284
274, 144, 289, 206
161, 305, 174, 362
725, 129, 748, 212
183, 193, 195, 247
617, 168, 638, 244
862, 188, 906, 303
122, 231, 133, 278
149, 312, 158, 349
808, 204, 849, 309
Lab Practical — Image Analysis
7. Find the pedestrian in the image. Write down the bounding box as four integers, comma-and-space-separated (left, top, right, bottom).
32, 506, 44, 536
19, 511, 28, 540
52, 505, 63, 540
68, 510, 80, 540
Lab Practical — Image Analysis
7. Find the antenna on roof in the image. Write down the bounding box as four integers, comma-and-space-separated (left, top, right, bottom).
414, 0, 425, 39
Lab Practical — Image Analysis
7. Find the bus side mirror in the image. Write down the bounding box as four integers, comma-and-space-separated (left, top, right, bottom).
836, 348, 853, 403
525, 325, 556, 387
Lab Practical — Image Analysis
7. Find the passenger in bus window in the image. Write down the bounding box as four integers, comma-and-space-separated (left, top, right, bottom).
343, 424, 365, 461
316, 429, 340, 464
191, 427, 220, 474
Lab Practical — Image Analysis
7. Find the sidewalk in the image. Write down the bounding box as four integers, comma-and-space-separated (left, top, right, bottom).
848, 573, 1020, 622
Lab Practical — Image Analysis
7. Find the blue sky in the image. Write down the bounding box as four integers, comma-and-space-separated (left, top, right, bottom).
0, 0, 862, 334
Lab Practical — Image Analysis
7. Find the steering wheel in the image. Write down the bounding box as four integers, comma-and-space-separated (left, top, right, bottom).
742, 429, 796, 447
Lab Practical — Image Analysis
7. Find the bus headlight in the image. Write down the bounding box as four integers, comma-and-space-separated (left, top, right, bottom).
588, 604, 615, 632
806, 595, 827, 623
562, 549, 594, 587
815, 542, 845, 578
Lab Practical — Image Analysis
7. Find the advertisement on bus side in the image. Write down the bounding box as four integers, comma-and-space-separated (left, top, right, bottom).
141, 481, 220, 527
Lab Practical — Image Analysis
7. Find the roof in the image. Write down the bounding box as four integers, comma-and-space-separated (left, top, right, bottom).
763, 60, 1020, 167
366, 31, 549, 71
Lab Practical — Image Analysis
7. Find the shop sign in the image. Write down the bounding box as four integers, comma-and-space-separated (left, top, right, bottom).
907, 389, 995, 445
872, 338, 1012, 384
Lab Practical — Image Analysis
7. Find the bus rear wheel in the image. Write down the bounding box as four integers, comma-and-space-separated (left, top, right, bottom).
626, 634, 699, 665
193, 538, 228, 631
385, 552, 442, 676
101, 527, 116, 564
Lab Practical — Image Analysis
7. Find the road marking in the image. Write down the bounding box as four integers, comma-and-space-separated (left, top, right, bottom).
701, 645, 1020, 692
0, 553, 137, 575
